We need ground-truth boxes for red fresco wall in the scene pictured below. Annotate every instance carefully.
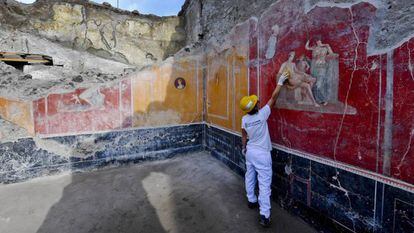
[248,2,414,185]
[392,38,414,183]
[33,78,132,136]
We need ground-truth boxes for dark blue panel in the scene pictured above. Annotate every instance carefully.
[233,135,245,168]
[271,149,292,200]
[210,150,245,177]
[272,149,291,178]
[311,162,376,232]
[292,156,311,180]
[206,125,400,233]
[206,126,235,163]
[381,185,414,233]
[0,124,203,184]
[291,178,309,204]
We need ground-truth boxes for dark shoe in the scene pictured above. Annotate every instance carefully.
[247,201,258,209]
[259,215,271,228]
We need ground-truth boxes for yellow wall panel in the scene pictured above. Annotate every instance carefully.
[206,49,248,133]
[207,57,229,117]
[132,69,156,114]
[233,53,249,132]
[161,59,201,123]
[131,58,202,127]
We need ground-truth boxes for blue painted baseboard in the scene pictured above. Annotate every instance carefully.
[205,124,414,233]
[1,123,413,233]
[0,124,203,184]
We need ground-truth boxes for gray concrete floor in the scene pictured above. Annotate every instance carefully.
[0,152,318,233]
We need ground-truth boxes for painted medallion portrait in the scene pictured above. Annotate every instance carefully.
[174,77,186,90]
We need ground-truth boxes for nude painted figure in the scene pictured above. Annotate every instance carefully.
[265,25,279,60]
[305,39,338,105]
[277,51,320,107]
[296,55,316,86]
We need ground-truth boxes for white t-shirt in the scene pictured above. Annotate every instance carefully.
[241,105,272,152]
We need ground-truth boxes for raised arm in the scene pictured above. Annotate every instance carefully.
[267,73,288,107]
[305,40,313,51]
[277,63,286,76]
[326,44,334,54]
[266,85,283,107]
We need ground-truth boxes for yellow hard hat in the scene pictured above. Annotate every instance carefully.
[240,95,258,113]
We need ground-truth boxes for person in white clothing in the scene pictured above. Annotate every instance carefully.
[239,72,289,227]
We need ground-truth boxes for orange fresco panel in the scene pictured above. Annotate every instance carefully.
[207,52,231,129]
[162,59,201,123]
[207,49,249,133]
[233,53,249,132]
[132,74,154,127]
[132,58,202,127]
[0,98,34,134]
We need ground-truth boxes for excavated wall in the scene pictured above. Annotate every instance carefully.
[0,1,203,183]
[0,0,186,68]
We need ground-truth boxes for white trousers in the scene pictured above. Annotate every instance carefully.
[245,148,272,218]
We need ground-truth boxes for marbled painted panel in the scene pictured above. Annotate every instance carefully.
[206,126,235,163]
[206,125,414,233]
[0,124,203,184]
[310,162,376,232]
[381,184,414,233]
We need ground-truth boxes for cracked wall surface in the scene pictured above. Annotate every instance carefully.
[180,2,414,231]
[0,55,203,137]
[180,0,276,45]
[305,0,414,55]
[182,0,414,56]
[180,0,414,185]
[0,0,413,231]
[0,0,201,139]
[0,0,186,68]
[179,1,414,231]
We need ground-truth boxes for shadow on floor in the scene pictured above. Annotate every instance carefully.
[33,152,316,233]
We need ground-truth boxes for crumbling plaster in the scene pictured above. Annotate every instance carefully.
[181,0,414,56]
[0,0,186,68]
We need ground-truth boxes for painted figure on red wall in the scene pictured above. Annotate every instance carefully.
[58,88,105,112]
[277,51,320,107]
[265,25,280,60]
[296,55,317,104]
[296,55,316,88]
[306,38,339,104]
